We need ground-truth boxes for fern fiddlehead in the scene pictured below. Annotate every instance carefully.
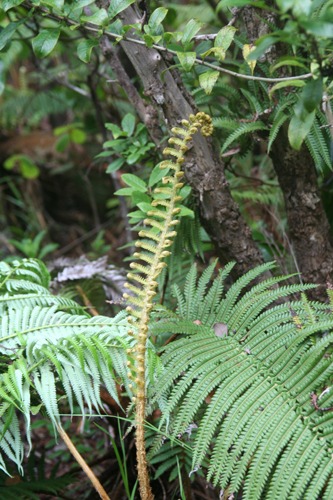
[123,112,213,499]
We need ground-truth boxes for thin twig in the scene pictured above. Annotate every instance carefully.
[22,1,313,84]
[57,424,111,500]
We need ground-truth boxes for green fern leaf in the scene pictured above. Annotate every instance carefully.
[153,263,333,499]
[221,122,268,154]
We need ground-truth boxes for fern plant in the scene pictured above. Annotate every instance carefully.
[123,112,213,499]
[150,261,333,499]
[0,257,133,494]
[210,70,332,173]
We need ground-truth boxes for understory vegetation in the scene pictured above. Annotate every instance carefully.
[1,0,333,499]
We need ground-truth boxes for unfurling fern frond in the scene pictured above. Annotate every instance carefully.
[123,112,213,500]
[152,262,333,499]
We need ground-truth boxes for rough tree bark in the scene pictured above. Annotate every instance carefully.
[110,4,268,278]
[270,130,333,298]
[239,2,333,298]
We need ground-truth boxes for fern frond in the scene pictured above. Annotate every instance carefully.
[267,112,289,152]
[152,262,333,499]
[220,122,268,154]
[123,112,213,499]
[305,114,332,172]
[240,88,265,115]
[0,258,138,473]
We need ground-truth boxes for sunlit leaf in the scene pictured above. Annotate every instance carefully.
[276,0,312,17]
[148,7,168,31]
[215,26,236,52]
[181,19,203,48]
[177,51,197,71]
[199,71,220,95]
[243,44,257,74]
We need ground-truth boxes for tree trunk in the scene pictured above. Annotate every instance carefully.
[270,130,333,298]
[239,3,333,297]
[112,5,267,278]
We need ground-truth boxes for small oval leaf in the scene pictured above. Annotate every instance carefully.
[32,29,60,58]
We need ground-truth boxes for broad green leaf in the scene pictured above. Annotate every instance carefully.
[20,158,40,179]
[149,163,170,187]
[302,78,323,113]
[70,129,86,144]
[177,51,197,72]
[137,202,153,213]
[2,0,24,11]
[0,20,25,51]
[105,123,126,138]
[106,158,124,173]
[300,20,333,38]
[199,70,220,95]
[215,26,236,52]
[270,56,308,73]
[269,79,306,98]
[32,29,60,58]
[42,0,64,8]
[128,209,145,221]
[77,38,99,62]
[181,19,203,48]
[69,0,95,10]
[148,7,168,31]
[4,155,40,179]
[277,0,312,16]
[288,110,315,150]
[114,187,134,196]
[180,206,195,218]
[81,8,108,26]
[108,0,136,19]
[131,191,151,204]
[201,46,226,61]
[121,114,136,136]
[143,33,162,47]
[121,173,147,192]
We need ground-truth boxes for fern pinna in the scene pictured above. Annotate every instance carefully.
[0,258,130,488]
[123,112,213,499]
[152,262,333,500]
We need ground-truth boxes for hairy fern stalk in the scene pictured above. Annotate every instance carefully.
[123,112,213,499]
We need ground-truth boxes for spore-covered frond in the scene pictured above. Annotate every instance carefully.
[152,262,333,499]
[123,112,213,500]
[123,113,214,401]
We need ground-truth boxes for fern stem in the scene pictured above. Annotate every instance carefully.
[57,424,110,500]
[124,113,213,499]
